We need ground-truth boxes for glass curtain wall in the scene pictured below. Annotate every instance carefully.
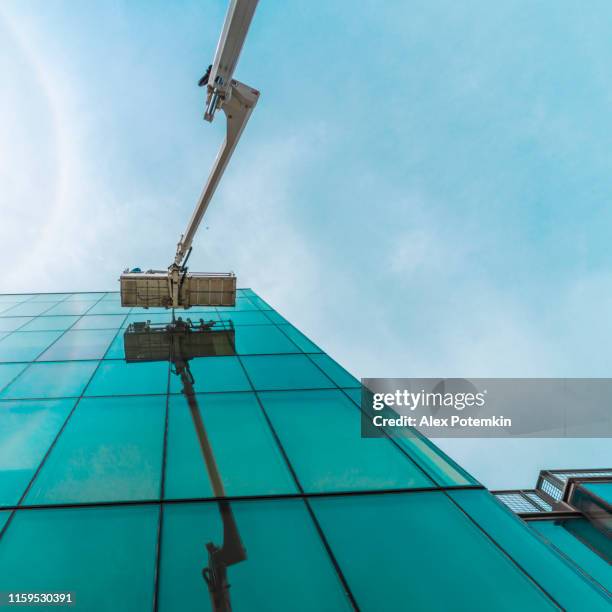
[0,291,609,611]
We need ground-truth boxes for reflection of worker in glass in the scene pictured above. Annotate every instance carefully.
[124,317,246,611]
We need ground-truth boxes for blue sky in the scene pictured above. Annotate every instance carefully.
[1,1,610,488]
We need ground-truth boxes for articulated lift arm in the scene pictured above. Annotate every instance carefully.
[204,0,259,123]
[174,0,260,268]
[120,0,259,310]
[173,79,259,270]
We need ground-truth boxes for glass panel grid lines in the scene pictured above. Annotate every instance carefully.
[525,492,553,512]
[555,470,612,482]
[540,481,563,501]
[530,519,612,593]
[496,492,542,514]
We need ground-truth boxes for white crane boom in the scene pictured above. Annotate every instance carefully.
[175,79,259,267]
[120,0,260,310]
[205,0,259,122]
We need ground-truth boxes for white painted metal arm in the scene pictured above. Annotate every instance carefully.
[119,0,259,310]
[205,0,259,122]
[173,79,259,268]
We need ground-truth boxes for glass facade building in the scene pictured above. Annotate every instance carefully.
[0,290,610,610]
[494,469,611,596]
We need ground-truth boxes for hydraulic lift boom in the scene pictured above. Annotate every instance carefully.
[173,79,259,270]
[120,0,260,310]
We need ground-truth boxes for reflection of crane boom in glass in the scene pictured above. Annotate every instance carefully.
[124,318,246,611]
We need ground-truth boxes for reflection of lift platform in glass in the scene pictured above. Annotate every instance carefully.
[124,317,246,611]
[119,0,260,310]
[124,318,235,362]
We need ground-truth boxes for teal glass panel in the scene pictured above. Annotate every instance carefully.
[43,301,96,316]
[28,294,69,302]
[0,295,31,303]
[311,491,556,611]
[217,297,259,312]
[25,396,165,505]
[0,302,57,317]
[164,392,297,499]
[103,333,127,359]
[182,309,220,321]
[0,399,74,507]
[122,312,173,328]
[19,315,80,332]
[449,489,612,609]
[241,355,335,391]
[0,317,32,332]
[344,388,360,403]
[0,511,7,532]
[0,331,63,363]
[0,363,28,392]
[166,313,221,326]
[86,300,130,315]
[248,296,273,310]
[262,310,288,324]
[37,329,117,361]
[344,387,476,486]
[0,304,20,315]
[237,288,256,297]
[570,486,612,534]
[0,333,6,342]
[64,292,105,301]
[530,520,612,592]
[101,292,121,301]
[71,314,127,330]
[169,357,250,394]
[0,361,98,399]
[278,324,322,352]
[130,306,174,314]
[393,427,475,486]
[159,500,351,612]
[85,360,168,397]
[234,325,300,355]
[260,389,434,492]
[564,517,612,563]
[308,353,359,387]
[0,505,158,612]
[223,311,272,325]
[582,481,612,504]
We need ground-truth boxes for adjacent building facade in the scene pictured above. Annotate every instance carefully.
[0,290,609,610]
[494,468,611,595]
